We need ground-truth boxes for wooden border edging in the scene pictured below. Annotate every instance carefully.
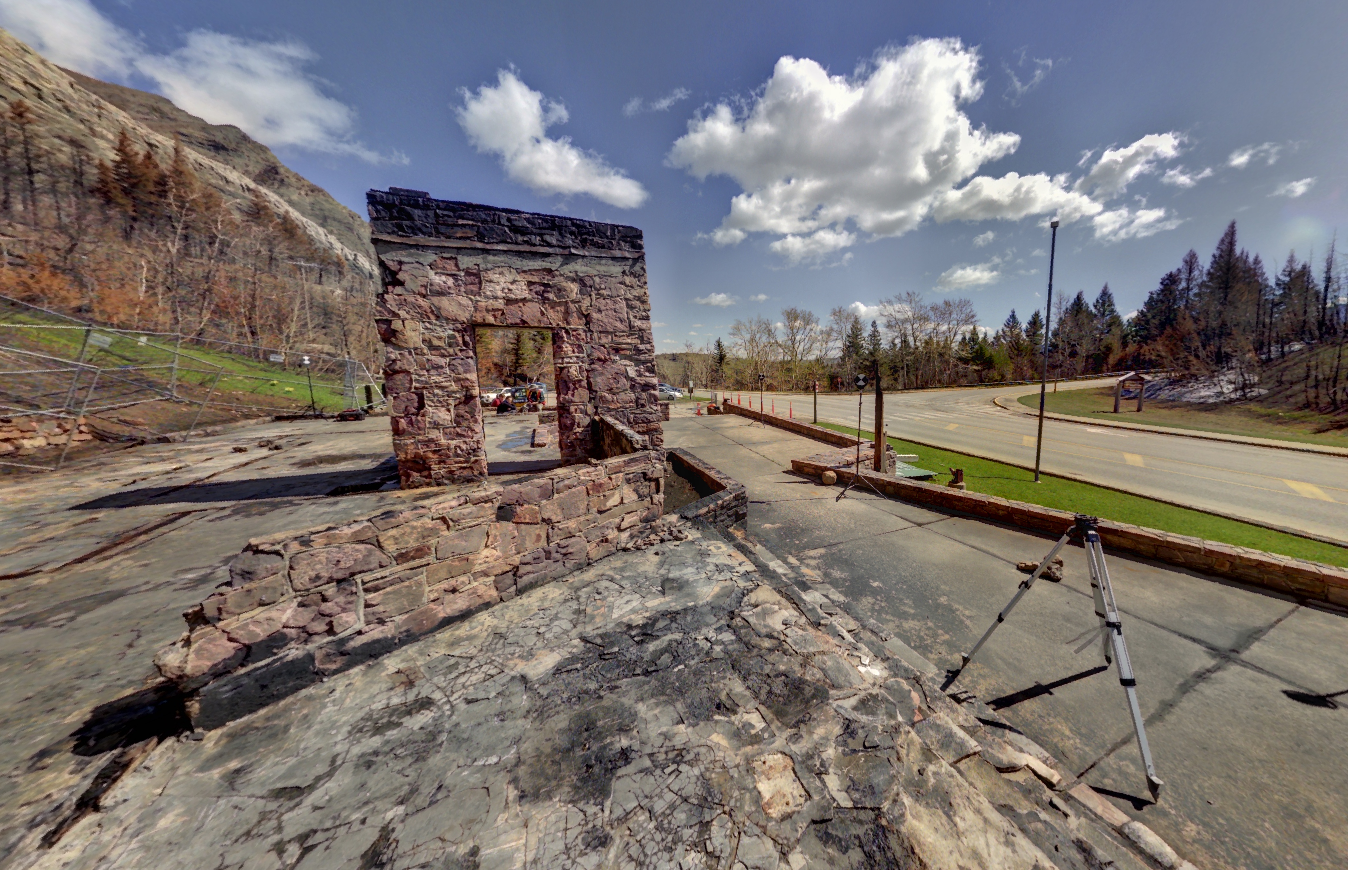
[715,398,1348,605]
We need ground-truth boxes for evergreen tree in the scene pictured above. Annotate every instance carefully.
[1025,309,1045,352]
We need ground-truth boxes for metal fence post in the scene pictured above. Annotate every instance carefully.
[57,369,100,470]
[61,327,92,411]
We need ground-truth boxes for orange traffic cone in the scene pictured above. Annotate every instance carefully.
[696,403,702,416]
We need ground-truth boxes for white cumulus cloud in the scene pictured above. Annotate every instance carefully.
[768,228,856,265]
[670,39,1185,262]
[458,70,648,208]
[1091,207,1182,243]
[937,261,1001,290]
[1161,166,1213,188]
[693,293,737,307]
[140,32,399,162]
[1228,143,1281,169]
[623,87,691,117]
[1075,133,1183,198]
[0,0,396,163]
[849,302,882,320]
[748,294,769,302]
[1271,178,1316,198]
[0,0,136,77]
[973,230,995,247]
[669,39,1024,259]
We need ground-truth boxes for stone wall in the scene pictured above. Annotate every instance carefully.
[155,450,666,727]
[668,447,747,530]
[367,189,663,487]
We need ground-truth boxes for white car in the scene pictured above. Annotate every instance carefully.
[658,384,683,399]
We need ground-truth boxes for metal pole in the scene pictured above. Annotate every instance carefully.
[813,380,818,424]
[57,369,100,470]
[61,327,92,411]
[186,367,224,438]
[1033,219,1059,483]
[169,333,183,398]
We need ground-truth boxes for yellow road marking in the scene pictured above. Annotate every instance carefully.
[945,423,959,430]
[926,416,1348,496]
[1283,479,1335,502]
[1023,435,1036,447]
[1124,453,1145,467]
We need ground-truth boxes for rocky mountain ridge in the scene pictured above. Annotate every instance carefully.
[0,28,375,279]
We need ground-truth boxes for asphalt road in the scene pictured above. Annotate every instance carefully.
[704,381,1348,546]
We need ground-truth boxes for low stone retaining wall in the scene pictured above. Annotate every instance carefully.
[668,448,747,530]
[155,448,667,727]
[0,415,95,455]
[792,455,1348,607]
[722,401,860,448]
[594,413,648,458]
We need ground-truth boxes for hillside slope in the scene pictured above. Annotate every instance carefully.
[63,68,374,263]
[0,28,375,279]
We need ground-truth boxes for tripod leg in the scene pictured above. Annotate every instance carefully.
[1085,539,1113,665]
[1086,532,1164,799]
[949,529,1074,681]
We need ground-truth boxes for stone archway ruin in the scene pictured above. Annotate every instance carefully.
[367,189,664,487]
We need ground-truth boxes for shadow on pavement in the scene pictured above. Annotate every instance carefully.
[71,459,400,509]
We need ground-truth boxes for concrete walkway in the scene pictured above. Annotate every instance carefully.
[666,409,1348,870]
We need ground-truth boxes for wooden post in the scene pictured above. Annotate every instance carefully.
[1114,380,1122,413]
[1137,378,1145,412]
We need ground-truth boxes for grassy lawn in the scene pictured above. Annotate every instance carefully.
[815,421,1348,568]
[1019,387,1348,449]
[1,312,353,410]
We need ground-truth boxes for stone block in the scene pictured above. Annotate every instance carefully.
[370,505,431,531]
[436,524,489,559]
[364,576,427,623]
[540,486,589,523]
[290,544,392,591]
[177,627,245,688]
[217,573,291,620]
[377,517,447,552]
[306,521,378,547]
[427,554,474,585]
[222,602,291,646]
[229,551,285,587]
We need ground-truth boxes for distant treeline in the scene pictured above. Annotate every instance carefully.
[0,99,378,365]
[661,221,1346,412]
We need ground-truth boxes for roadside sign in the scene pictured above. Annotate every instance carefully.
[269,353,284,363]
[88,333,113,349]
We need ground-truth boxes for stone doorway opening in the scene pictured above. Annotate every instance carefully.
[474,326,561,474]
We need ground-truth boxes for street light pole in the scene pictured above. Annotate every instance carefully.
[1033,220,1059,483]
[302,354,318,417]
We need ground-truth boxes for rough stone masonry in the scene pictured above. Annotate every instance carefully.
[150,194,678,727]
[367,188,665,487]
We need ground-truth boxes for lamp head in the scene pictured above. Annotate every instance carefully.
[1050,219,1060,229]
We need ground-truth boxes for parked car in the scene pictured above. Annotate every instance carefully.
[658,384,683,399]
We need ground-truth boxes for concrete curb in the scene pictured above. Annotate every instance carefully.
[993,392,1348,458]
[719,400,1348,608]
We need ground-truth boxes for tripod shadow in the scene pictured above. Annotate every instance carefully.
[1283,688,1347,709]
[1091,784,1157,811]
[986,664,1111,711]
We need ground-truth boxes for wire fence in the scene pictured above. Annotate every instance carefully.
[0,294,387,471]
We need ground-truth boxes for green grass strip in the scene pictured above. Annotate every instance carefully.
[814,421,1348,568]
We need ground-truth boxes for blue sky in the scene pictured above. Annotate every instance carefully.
[5,0,1347,349]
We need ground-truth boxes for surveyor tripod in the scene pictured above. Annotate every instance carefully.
[947,514,1163,799]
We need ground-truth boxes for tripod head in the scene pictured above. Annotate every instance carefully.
[1073,514,1100,537]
